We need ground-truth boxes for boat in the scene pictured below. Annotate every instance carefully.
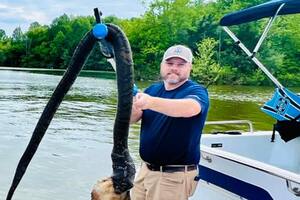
[190,1,300,199]
[192,121,300,200]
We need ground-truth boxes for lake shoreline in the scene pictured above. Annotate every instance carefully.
[0,66,116,79]
[0,66,115,74]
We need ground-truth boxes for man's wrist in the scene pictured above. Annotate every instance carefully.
[146,96,156,110]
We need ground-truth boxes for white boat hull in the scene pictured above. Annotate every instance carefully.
[190,132,300,200]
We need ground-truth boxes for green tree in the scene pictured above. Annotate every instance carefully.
[0,29,6,40]
[21,22,50,68]
[1,0,299,86]
[123,0,200,79]
[12,27,25,42]
[192,38,222,87]
[4,27,26,67]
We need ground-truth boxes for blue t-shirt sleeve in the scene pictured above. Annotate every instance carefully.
[184,86,209,114]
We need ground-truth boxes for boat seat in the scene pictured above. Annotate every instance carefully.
[269,135,300,173]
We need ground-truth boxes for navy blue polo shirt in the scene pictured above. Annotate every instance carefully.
[139,80,209,165]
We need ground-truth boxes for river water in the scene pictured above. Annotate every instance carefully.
[0,69,299,199]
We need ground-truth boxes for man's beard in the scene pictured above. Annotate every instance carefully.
[162,73,186,84]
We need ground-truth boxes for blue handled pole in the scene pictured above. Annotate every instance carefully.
[133,84,138,96]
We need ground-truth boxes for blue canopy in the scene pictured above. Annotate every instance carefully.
[220,0,300,26]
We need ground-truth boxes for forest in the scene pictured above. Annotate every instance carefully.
[1,0,299,86]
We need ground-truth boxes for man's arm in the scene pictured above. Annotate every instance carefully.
[134,92,201,118]
[130,98,143,123]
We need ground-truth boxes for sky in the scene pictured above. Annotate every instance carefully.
[0,0,148,36]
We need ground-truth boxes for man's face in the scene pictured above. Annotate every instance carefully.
[160,57,192,85]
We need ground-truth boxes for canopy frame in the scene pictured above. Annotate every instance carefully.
[221,3,287,89]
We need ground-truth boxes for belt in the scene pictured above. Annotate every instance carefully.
[146,163,197,173]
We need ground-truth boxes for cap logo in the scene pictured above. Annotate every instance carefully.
[174,47,182,54]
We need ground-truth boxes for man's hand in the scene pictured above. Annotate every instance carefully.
[135,93,153,110]
[130,95,143,123]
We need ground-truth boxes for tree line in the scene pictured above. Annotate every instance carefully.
[1,0,299,86]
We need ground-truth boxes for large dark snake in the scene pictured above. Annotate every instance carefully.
[6,21,135,199]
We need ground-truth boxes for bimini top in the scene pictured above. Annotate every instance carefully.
[220,0,300,26]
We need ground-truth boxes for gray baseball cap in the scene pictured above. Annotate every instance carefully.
[162,45,193,63]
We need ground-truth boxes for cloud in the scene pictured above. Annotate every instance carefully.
[0,2,50,36]
[0,2,48,23]
[0,0,146,36]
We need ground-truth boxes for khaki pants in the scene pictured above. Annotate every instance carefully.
[131,163,198,200]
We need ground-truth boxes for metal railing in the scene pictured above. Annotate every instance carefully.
[205,120,254,133]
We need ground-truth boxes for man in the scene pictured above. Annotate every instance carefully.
[130,45,209,200]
